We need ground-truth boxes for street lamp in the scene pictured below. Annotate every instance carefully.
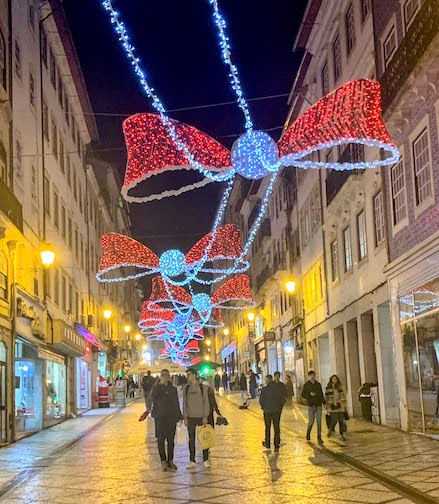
[135,333,141,341]
[285,280,296,294]
[40,244,55,268]
[103,309,112,320]
[206,339,211,346]
[124,324,131,333]
[247,311,255,322]
[223,328,229,336]
[204,355,210,361]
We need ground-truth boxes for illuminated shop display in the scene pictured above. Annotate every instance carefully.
[98,0,400,365]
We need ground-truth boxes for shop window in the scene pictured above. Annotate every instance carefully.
[0,252,8,300]
[15,359,35,417]
[46,361,66,418]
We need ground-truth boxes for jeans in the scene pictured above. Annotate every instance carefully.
[187,417,209,462]
[156,418,177,462]
[263,411,281,448]
[306,405,322,438]
[329,412,345,435]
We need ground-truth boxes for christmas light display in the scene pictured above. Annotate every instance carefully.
[98,0,400,365]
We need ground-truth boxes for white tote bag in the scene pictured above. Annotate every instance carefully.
[176,424,187,445]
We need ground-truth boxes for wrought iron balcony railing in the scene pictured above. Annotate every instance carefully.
[380,0,439,112]
[256,263,273,292]
[0,177,23,233]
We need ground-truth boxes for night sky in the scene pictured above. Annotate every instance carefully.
[63,0,306,255]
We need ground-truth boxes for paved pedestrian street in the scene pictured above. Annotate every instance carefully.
[0,396,438,504]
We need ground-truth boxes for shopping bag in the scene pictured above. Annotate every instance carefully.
[218,387,224,397]
[176,424,187,445]
[196,425,217,450]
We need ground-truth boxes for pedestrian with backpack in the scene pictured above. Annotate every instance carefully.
[183,368,211,469]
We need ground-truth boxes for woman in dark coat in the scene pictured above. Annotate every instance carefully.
[325,375,347,441]
[239,373,248,398]
[249,371,258,399]
[285,375,294,406]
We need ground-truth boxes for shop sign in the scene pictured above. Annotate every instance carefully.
[221,340,237,361]
[264,331,275,342]
[16,296,43,338]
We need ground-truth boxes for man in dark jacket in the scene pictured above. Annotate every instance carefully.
[301,370,325,444]
[142,371,155,407]
[150,369,182,471]
[259,374,286,452]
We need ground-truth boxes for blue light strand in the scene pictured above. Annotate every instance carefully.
[208,0,253,132]
[100,0,233,183]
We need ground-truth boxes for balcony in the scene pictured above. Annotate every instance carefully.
[247,200,261,229]
[380,0,439,112]
[260,218,271,241]
[0,177,23,233]
[51,320,86,357]
[273,252,287,279]
[325,144,364,206]
[256,263,273,292]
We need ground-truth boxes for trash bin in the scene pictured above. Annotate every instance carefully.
[358,382,376,421]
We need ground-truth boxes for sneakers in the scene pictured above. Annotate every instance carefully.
[203,460,212,469]
[306,434,311,442]
[168,461,177,471]
[186,461,196,470]
[161,461,169,471]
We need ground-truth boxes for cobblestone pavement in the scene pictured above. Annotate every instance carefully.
[1,395,436,504]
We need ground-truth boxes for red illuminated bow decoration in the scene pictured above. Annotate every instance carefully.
[121,79,399,202]
[96,224,247,282]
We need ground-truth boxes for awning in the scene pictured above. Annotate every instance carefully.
[74,324,107,351]
[37,348,65,366]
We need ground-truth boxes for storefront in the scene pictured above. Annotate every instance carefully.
[42,350,67,421]
[221,341,237,376]
[399,277,439,434]
[77,357,91,411]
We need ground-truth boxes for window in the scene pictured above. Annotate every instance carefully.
[404,0,419,30]
[383,27,396,65]
[321,61,329,96]
[361,0,371,23]
[68,283,73,314]
[391,159,407,225]
[343,227,353,271]
[62,275,67,312]
[31,164,38,202]
[0,253,7,300]
[61,204,66,240]
[345,3,356,54]
[14,40,22,80]
[59,138,65,173]
[65,98,70,126]
[333,35,342,82]
[42,101,49,140]
[49,49,56,88]
[413,129,432,206]
[331,240,339,282]
[51,119,58,158]
[29,72,36,107]
[54,269,60,305]
[58,71,63,107]
[44,176,50,215]
[75,228,79,260]
[73,170,77,201]
[66,154,71,186]
[357,210,368,260]
[72,120,76,144]
[15,139,23,178]
[28,0,36,29]
[373,192,385,246]
[41,29,48,67]
[0,32,6,93]
[68,216,72,249]
[53,188,59,229]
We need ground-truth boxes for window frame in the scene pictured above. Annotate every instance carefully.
[356,210,368,261]
[383,25,397,66]
[345,3,356,55]
[343,226,353,272]
[390,157,407,227]
[331,239,339,283]
[333,34,342,83]
[412,128,433,208]
[373,191,385,247]
[0,252,8,301]
[14,40,22,80]
[404,0,419,31]
[321,60,329,96]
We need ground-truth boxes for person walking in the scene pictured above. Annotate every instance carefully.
[149,369,182,471]
[221,372,229,392]
[325,375,347,441]
[302,370,325,444]
[142,371,155,407]
[249,371,258,399]
[273,371,287,399]
[183,368,211,469]
[259,374,286,452]
[285,375,294,406]
[214,373,221,394]
[239,373,248,399]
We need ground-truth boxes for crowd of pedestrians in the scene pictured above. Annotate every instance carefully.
[141,366,350,472]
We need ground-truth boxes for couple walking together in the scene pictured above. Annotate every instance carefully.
[146,367,221,471]
[302,370,347,443]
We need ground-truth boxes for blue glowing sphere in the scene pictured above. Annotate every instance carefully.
[231,131,280,180]
[159,249,186,277]
[193,293,212,314]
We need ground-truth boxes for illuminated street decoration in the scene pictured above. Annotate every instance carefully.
[98,0,400,365]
